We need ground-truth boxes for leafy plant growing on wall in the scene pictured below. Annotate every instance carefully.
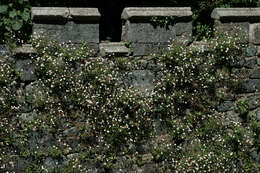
[0,0,31,44]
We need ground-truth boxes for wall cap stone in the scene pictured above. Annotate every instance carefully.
[14,44,36,55]
[69,8,101,21]
[121,7,192,20]
[32,7,69,21]
[211,8,260,22]
[32,7,101,21]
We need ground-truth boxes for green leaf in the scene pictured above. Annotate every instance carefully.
[22,9,30,22]
[9,10,17,18]
[18,0,24,5]
[12,20,23,31]
[5,25,11,32]
[0,5,8,14]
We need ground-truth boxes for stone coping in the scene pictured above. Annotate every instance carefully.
[121,7,192,20]
[211,8,260,22]
[32,7,101,21]
[13,44,36,55]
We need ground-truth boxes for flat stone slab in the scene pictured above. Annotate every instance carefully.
[211,8,260,22]
[32,7,101,21]
[13,44,36,55]
[32,7,70,21]
[121,7,192,20]
[69,8,101,21]
[99,42,130,57]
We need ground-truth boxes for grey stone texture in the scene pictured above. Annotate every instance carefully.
[121,7,192,20]
[13,44,36,55]
[32,7,70,21]
[123,70,155,92]
[247,94,260,110]
[217,101,236,112]
[244,58,257,69]
[32,7,100,46]
[232,68,251,79]
[15,59,37,82]
[124,22,176,43]
[212,8,260,45]
[99,42,130,57]
[0,44,10,56]
[122,7,192,56]
[241,79,260,93]
[211,8,260,22]
[131,43,168,56]
[256,108,260,121]
[250,24,260,45]
[33,22,99,44]
[251,68,260,79]
[246,46,257,57]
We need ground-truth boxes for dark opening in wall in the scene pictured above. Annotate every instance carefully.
[98,0,125,42]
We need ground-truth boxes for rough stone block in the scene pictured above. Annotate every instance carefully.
[123,70,155,92]
[229,57,246,67]
[251,68,260,79]
[175,22,193,38]
[99,42,130,57]
[211,8,260,22]
[249,23,260,45]
[257,59,260,65]
[33,22,99,43]
[122,7,192,56]
[256,108,260,121]
[32,7,101,44]
[131,43,168,56]
[0,44,10,56]
[32,7,69,21]
[232,68,251,78]
[124,21,176,43]
[246,46,257,57]
[13,44,36,55]
[247,94,260,110]
[69,8,101,21]
[15,59,37,82]
[122,7,192,21]
[217,101,236,112]
[241,79,260,93]
[244,58,257,69]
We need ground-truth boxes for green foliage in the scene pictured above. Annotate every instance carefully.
[0,0,31,44]
[235,99,249,119]
[151,16,176,28]
[152,31,243,117]
[251,121,260,149]
[0,32,259,172]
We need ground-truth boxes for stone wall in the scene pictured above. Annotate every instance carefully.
[212,8,260,93]
[121,7,192,56]
[31,7,193,56]
[1,7,260,172]
[32,7,101,53]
